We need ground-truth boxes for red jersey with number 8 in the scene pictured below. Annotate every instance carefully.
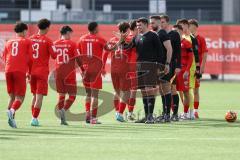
[2,36,32,73]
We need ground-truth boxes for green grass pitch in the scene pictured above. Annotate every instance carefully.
[0,81,240,160]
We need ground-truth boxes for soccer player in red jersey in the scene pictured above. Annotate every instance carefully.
[107,21,133,122]
[29,19,57,126]
[189,19,208,118]
[1,22,32,128]
[126,20,138,121]
[54,26,80,125]
[78,22,119,124]
[174,25,193,120]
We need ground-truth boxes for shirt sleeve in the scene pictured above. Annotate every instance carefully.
[27,40,33,73]
[152,33,163,62]
[1,44,7,62]
[201,37,208,53]
[159,30,170,42]
[175,32,181,68]
[186,41,193,71]
[190,35,200,64]
[48,40,57,59]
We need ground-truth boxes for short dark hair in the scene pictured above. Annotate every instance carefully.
[37,18,51,30]
[149,15,161,20]
[160,14,170,22]
[14,22,28,33]
[129,19,137,31]
[188,19,199,27]
[60,25,73,35]
[118,21,130,33]
[173,24,183,31]
[137,17,149,25]
[88,21,98,32]
[176,18,189,25]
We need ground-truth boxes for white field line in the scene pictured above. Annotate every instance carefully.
[1,135,240,141]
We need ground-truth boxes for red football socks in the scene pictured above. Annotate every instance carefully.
[114,99,119,112]
[63,96,76,111]
[33,107,41,119]
[85,102,91,112]
[194,101,199,110]
[128,98,135,112]
[11,100,22,111]
[57,95,65,110]
[118,102,126,114]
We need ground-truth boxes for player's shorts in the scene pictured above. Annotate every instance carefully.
[189,67,196,89]
[128,72,138,90]
[56,78,77,94]
[5,72,26,96]
[136,62,158,89]
[83,74,102,90]
[169,62,177,85]
[30,75,48,95]
[111,72,131,91]
[176,70,190,92]
[195,78,200,88]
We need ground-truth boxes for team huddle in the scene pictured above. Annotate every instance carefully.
[1,15,208,128]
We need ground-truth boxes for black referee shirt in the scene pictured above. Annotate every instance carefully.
[168,30,181,68]
[130,31,163,63]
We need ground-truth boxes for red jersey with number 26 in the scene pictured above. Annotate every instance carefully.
[30,34,57,77]
[54,39,79,80]
[2,36,32,73]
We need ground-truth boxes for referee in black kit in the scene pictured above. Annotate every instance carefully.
[159,15,181,121]
[122,17,164,124]
[149,15,173,123]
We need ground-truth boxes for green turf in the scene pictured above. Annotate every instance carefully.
[0,81,240,160]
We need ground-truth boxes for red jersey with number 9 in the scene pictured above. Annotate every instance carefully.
[2,36,32,73]
[54,39,79,80]
[30,34,57,77]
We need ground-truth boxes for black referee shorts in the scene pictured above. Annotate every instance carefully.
[136,62,158,89]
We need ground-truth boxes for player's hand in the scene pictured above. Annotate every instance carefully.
[200,66,205,74]
[175,68,181,75]
[101,69,106,77]
[183,71,189,80]
[26,73,31,83]
[195,66,202,79]
[164,64,170,74]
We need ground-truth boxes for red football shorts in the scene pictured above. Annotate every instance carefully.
[83,74,102,90]
[56,77,77,94]
[195,78,200,88]
[111,72,131,91]
[176,71,190,92]
[6,72,26,96]
[30,75,48,95]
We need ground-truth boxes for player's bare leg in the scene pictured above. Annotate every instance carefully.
[127,90,137,121]
[31,94,43,126]
[193,87,200,118]
[90,89,101,124]
[7,94,15,110]
[113,89,120,118]
[7,95,24,128]
[60,93,76,125]
[31,95,36,115]
[171,84,179,121]
[116,90,131,122]
[181,91,190,120]
[85,88,92,123]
